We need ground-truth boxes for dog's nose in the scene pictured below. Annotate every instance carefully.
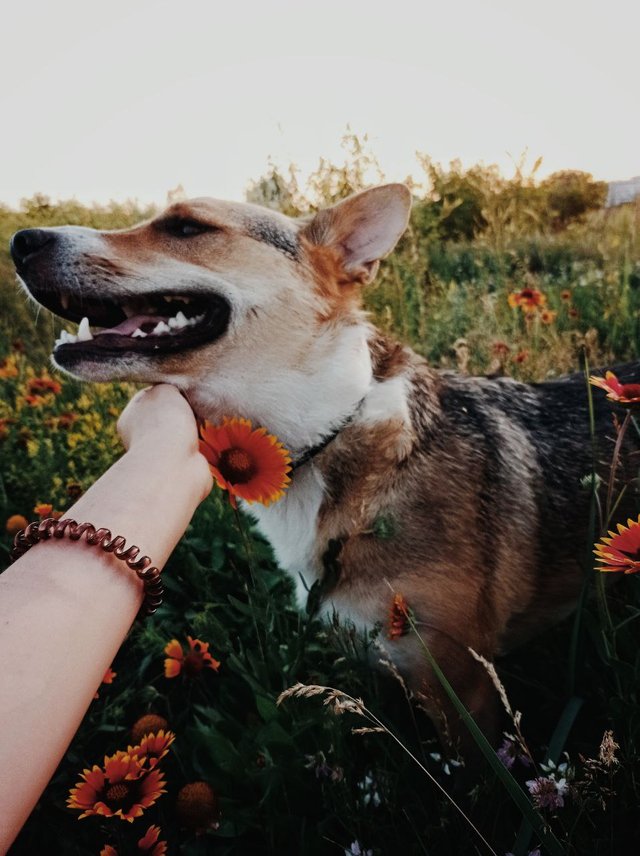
[10,228,56,267]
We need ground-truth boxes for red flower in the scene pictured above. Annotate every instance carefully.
[0,416,15,440]
[24,394,46,407]
[199,417,291,508]
[388,593,410,640]
[94,666,117,699]
[164,636,221,679]
[594,516,640,574]
[129,730,176,769]
[590,371,640,406]
[28,376,62,395]
[100,824,167,856]
[58,411,78,429]
[67,751,166,822]
[507,288,546,313]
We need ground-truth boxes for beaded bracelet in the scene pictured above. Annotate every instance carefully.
[10,517,163,618]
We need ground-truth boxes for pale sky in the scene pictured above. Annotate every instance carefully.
[1,0,638,208]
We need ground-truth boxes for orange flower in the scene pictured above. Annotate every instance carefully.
[568,307,579,319]
[138,826,167,856]
[0,417,14,440]
[164,636,221,679]
[94,666,117,699]
[131,714,169,745]
[58,411,78,429]
[67,751,166,822]
[28,375,62,395]
[129,730,176,769]
[176,781,219,833]
[33,503,62,519]
[507,288,547,313]
[589,371,640,406]
[5,514,28,536]
[199,417,291,508]
[33,503,53,518]
[23,394,46,407]
[0,357,19,379]
[594,516,640,574]
[100,824,167,856]
[560,289,572,301]
[389,593,410,640]
[540,309,557,324]
[514,349,529,364]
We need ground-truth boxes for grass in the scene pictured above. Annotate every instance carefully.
[1,142,639,854]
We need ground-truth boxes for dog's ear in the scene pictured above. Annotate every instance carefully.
[302,184,412,284]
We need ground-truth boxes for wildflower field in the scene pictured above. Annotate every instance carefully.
[2,141,640,855]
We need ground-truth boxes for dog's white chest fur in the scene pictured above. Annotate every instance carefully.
[248,465,326,607]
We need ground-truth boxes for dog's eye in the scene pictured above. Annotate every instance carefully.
[160,217,215,238]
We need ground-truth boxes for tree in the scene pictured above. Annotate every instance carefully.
[541,170,607,229]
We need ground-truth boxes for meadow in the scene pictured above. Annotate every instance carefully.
[1,139,639,855]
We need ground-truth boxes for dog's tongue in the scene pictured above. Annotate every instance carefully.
[94,315,166,336]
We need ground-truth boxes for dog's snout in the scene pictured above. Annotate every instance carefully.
[10,228,56,268]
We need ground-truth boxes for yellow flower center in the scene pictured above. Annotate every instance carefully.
[105,782,130,804]
[218,447,257,484]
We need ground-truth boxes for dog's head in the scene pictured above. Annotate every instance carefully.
[11,185,411,437]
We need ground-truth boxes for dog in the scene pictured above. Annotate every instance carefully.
[10,184,640,755]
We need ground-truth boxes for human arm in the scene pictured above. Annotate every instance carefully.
[0,384,212,853]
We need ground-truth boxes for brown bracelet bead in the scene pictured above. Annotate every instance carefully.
[10,517,163,618]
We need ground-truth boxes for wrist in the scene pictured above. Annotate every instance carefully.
[123,442,213,503]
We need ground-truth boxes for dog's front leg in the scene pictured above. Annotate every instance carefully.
[386,629,502,765]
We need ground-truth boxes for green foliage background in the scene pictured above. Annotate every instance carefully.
[1,137,639,855]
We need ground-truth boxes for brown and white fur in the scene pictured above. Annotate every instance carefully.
[11,185,639,755]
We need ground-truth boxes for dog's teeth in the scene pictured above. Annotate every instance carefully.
[77,317,93,341]
[122,304,136,318]
[173,311,188,328]
[175,296,191,304]
[152,320,171,335]
[168,316,178,329]
[56,329,77,348]
[60,293,70,311]
[131,328,147,338]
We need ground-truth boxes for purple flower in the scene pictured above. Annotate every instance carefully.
[497,736,532,770]
[345,842,373,856]
[526,776,569,810]
[497,738,517,769]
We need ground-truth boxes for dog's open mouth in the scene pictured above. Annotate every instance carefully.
[45,289,231,358]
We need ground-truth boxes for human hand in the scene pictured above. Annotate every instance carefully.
[117,385,213,500]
